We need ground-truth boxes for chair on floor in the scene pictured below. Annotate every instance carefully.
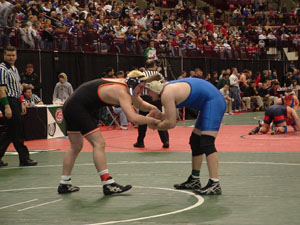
[106,106,121,130]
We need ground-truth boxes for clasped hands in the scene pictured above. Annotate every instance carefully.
[147,108,163,130]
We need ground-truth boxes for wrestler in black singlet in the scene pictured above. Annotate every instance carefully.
[63,79,126,135]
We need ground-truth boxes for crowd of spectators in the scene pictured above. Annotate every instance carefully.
[179,64,300,114]
[0,0,300,60]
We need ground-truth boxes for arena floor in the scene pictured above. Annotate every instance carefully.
[1,111,300,225]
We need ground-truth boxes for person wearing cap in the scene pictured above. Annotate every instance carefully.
[52,72,73,104]
[20,63,41,97]
[57,70,161,195]
[145,75,226,195]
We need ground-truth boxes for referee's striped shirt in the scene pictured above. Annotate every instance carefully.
[0,62,22,98]
[24,94,42,104]
[142,70,165,95]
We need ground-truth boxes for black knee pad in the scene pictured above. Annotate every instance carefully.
[200,135,217,156]
[190,133,217,156]
[189,132,202,156]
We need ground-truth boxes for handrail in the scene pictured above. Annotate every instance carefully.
[1,26,300,59]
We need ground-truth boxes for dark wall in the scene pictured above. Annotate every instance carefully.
[0,49,286,104]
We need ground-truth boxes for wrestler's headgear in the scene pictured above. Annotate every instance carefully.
[126,70,147,96]
[145,74,165,95]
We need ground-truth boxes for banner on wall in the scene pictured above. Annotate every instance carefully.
[47,105,67,139]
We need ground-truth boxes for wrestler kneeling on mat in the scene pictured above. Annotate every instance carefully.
[145,75,226,195]
[249,105,300,135]
[58,70,161,195]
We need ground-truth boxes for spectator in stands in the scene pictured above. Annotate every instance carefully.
[144,40,158,60]
[115,70,125,78]
[20,63,41,97]
[210,71,219,87]
[257,82,269,108]
[19,22,35,49]
[0,3,22,27]
[218,71,230,89]
[102,67,115,78]
[244,80,264,111]
[239,69,249,93]
[189,70,195,77]
[268,81,281,106]
[151,14,162,32]
[193,68,204,79]
[52,72,73,105]
[284,72,293,87]
[220,84,233,115]
[260,70,271,83]
[23,86,43,106]
[178,70,187,79]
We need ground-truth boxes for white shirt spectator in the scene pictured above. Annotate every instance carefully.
[258,32,267,40]
[229,73,239,87]
[103,4,112,14]
[267,32,277,40]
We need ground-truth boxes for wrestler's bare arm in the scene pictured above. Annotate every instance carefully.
[290,109,300,131]
[155,91,177,130]
[132,95,159,112]
[118,89,159,126]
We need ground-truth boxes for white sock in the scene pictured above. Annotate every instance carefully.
[60,175,71,184]
[210,178,219,182]
[192,175,199,179]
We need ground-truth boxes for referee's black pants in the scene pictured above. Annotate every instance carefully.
[136,96,169,144]
[0,98,30,162]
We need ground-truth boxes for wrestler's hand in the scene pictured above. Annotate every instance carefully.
[147,108,163,120]
[148,118,160,130]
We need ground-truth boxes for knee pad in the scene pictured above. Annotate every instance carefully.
[283,126,287,133]
[189,133,202,156]
[200,135,217,156]
[189,133,217,156]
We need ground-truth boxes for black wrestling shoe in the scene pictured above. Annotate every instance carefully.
[0,159,8,167]
[271,125,278,135]
[162,142,169,148]
[258,120,263,127]
[19,159,38,166]
[103,182,132,195]
[174,175,201,190]
[249,126,260,135]
[133,142,145,148]
[194,179,222,195]
[57,184,80,194]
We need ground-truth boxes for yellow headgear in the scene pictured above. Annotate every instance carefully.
[145,80,165,95]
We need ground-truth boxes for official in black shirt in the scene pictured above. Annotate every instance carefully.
[20,63,41,97]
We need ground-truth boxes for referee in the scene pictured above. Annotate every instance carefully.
[133,59,169,148]
[0,46,37,167]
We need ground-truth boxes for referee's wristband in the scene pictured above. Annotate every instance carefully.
[1,97,9,106]
[19,95,25,103]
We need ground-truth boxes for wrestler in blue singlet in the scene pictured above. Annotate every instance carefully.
[165,78,226,131]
